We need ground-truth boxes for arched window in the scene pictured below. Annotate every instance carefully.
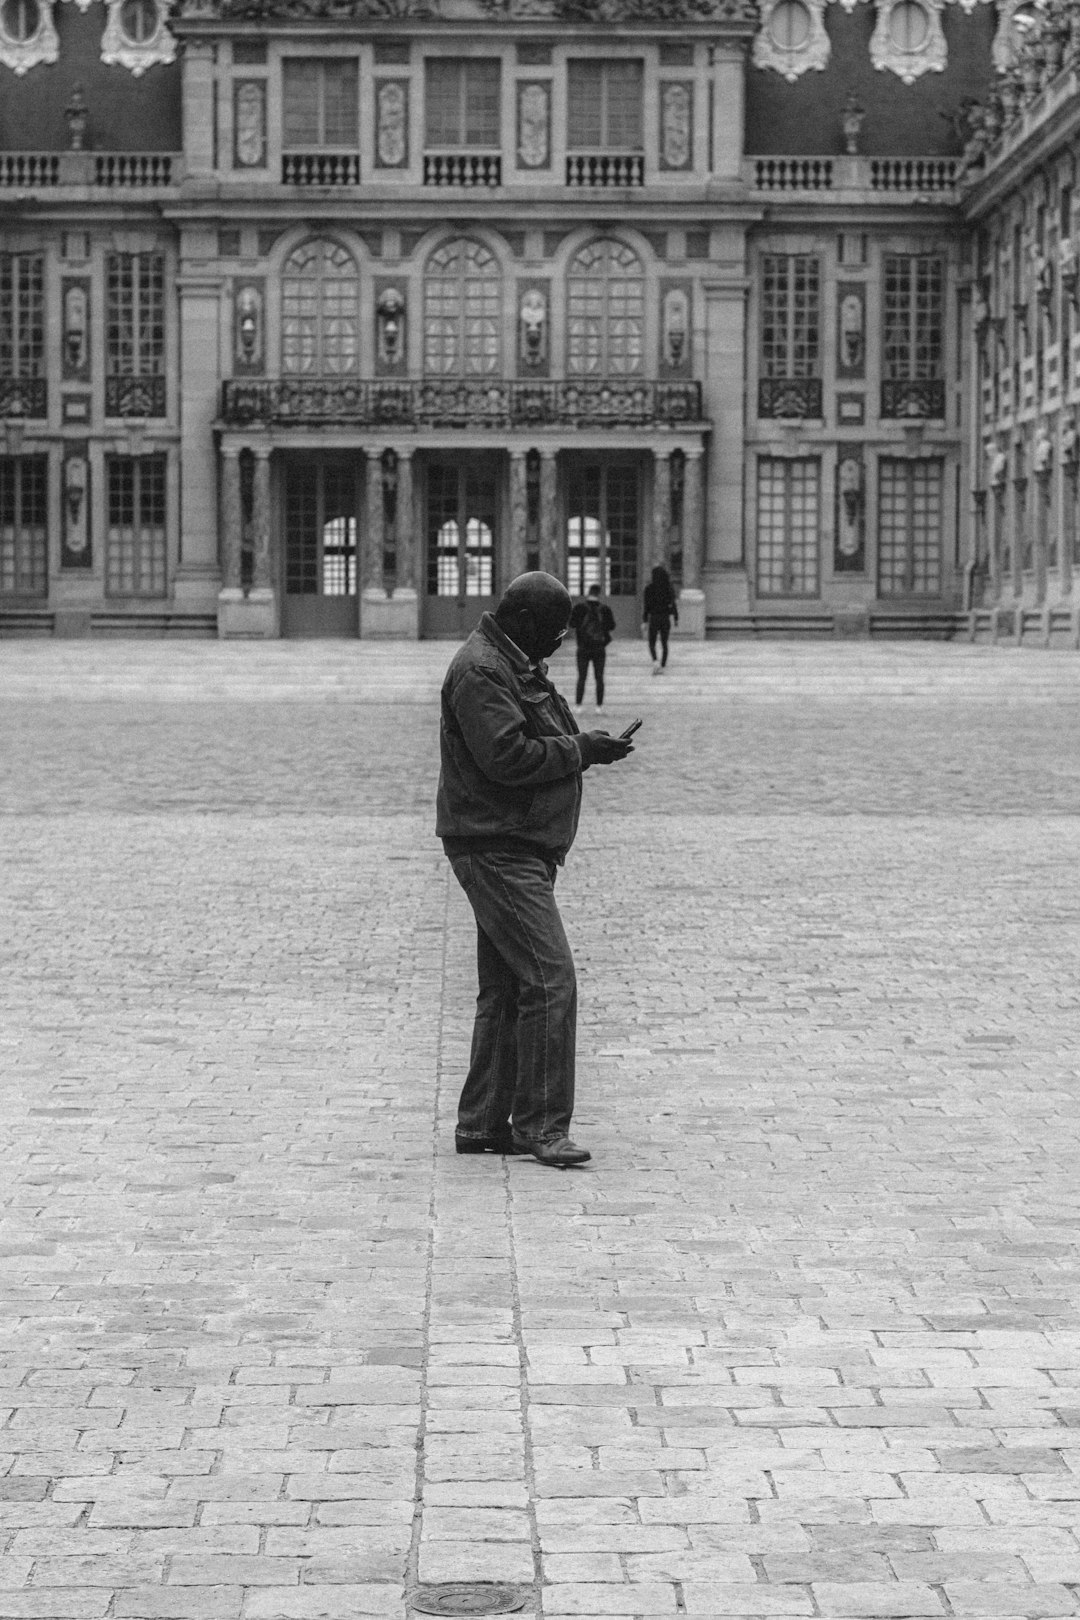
[281,239,359,376]
[567,238,645,376]
[423,238,501,376]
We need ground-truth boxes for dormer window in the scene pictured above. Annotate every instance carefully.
[0,0,58,75]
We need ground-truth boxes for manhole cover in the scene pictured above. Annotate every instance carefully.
[408,1583,528,1616]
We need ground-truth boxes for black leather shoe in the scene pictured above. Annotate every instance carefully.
[512,1135,591,1168]
[455,1131,525,1156]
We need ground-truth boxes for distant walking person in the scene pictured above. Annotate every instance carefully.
[643,565,678,675]
[569,583,616,714]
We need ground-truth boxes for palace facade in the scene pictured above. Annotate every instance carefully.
[0,0,1073,640]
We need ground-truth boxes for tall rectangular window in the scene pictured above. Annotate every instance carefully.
[0,454,48,597]
[756,457,820,598]
[283,60,359,148]
[883,254,943,380]
[567,60,643,149]
[0,254,44,380]
[760,254,820,378]
[106,454,167,598]
[878,457,942,596]
[106,253,165,416]
[425,59,501,146]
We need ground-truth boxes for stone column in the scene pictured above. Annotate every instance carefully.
[1035,471,1050,604]
[251,445,272,592]
[711,46,745,182]
[182,43,216,177]
[1014,473,1028,594]
[509,450,529,583]
[681,448,705,589]
[364,447,385,593]
[651,449,671,574]
[540,450,559,578]
[703,273,750,620]
[395,448,416,592]
[178,267,223,618]
[219,445,243,594]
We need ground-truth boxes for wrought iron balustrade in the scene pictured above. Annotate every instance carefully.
[423,152,502,187]
[105,376,167,418]
[0,377,46,418]
[758,377,823,419]
[282,152,361,185]
[221,376,704,430]
[880,378,946,419]
[566,152,644,188]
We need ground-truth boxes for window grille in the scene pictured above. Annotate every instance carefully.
[883,254,943,380]
[106,453,167,598]
[105,253,165,415]
[760,254,819,378]
[565,464,639,597]
[283,59,358,147]
[567,239,645,377]
[425,462,497,597]
[878,457,942,596]
[0,454,47,597]
[567,60,643,149]
[424,59,500,147]
[0,254,44,380]
[423,239,501,376]
[755,456,820,597]
[281,239,359,375]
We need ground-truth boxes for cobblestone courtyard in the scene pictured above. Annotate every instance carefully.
[2,640,1080,1620]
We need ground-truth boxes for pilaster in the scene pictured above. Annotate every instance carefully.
[539,451,559,577]
[509,450,529,582]
[651,450,671,574]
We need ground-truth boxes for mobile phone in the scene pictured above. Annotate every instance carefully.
[619,718,643,741]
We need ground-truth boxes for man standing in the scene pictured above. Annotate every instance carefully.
[436,572,634,1168]
[568,582,616,714]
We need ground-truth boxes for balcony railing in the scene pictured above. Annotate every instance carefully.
[105,376,167,418]
[881,378,946,419]
[221,377,704,431]
[0,152,181,189]
[758,377,823,419]
[566,152,644,188]
[0,377,46,418]
[423,152,502,188]
[747,155,958,196]
[282,152,360,186]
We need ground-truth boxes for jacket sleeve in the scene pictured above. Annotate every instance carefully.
[603,607,616,636]
[451,666,596,785]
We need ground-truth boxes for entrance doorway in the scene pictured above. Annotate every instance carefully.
[281,455,360,637]
[566,459,641,635]
[423,456,499,637]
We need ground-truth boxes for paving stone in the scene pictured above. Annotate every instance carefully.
[3,642,1080,1620]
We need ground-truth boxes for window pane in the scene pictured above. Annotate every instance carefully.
[567,61,602,149]
[567,239,644,377]
[0,254,44,379]
[761,254,819,379]
[426,59,462,145]
[283,60,321,147]
[878,457,941,596]
[465,60,500,146]
[0,455,47,597]
[323,60,358,146]
[107,454,166,598]
[605,60,643,149]
[756,456,819,597]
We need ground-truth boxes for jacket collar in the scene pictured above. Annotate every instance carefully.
[478,611,541,675]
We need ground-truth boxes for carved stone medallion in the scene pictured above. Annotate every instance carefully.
[752,0,830,81]
[0,0,59,76]
[234,80,266,167]
[516,81,550,169]
[659,81,692,170]
[869,0,946,82]
[101,0,177,75]
[376,79,408,167]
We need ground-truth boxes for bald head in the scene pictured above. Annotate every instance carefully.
[495,571,572,663]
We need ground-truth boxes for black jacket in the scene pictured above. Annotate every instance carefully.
[568,598,615,649]
[436,612,600,864]
[643,581,678,622]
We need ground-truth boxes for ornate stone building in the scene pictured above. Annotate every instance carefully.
[1,0,1063,641]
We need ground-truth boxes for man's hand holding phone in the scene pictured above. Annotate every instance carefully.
[583,717,642,765]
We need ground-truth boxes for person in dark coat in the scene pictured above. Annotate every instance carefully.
[643,565,679,674]
[436,572,634,1168]
[568,582,616,714]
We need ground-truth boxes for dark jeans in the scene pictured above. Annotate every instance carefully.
[575,646,606,706]
[449,848,577,1146]
[647,615,671,666]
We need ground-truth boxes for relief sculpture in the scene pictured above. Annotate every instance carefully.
[376,80,408,167]
[517,82,550,169]
[660,82,692,170]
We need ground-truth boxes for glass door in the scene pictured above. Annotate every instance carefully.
[281,455,360,637]
[423,456,499,637]
[566,459,641,635]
